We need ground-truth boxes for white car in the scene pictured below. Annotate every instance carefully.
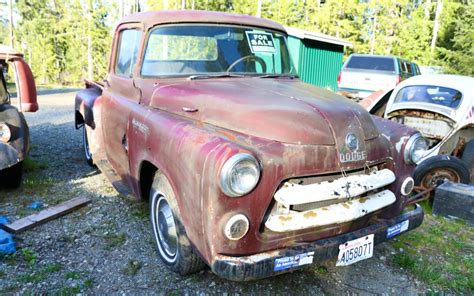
[360,74,474,190]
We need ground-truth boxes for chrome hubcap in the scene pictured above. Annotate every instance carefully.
[155,196,177,259]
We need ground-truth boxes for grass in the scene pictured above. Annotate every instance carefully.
[104,232,127,250]
[17,263,62,284]
[20,248,37,267]
[121,260,143,276]
[390,202,473,293]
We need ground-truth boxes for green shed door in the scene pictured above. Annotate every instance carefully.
[298,40,344,91]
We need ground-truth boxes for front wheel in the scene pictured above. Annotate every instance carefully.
[150,173,205,275]
[414,155,470,195]
[82,126,94,166]
[0,162,23,189]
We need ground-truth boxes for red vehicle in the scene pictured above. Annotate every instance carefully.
[75,11,425,280]
[0,45,38,188]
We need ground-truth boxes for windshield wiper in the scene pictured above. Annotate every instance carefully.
[257,74,298,79]
[188,73,245,80]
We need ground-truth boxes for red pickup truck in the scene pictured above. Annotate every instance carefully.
[75,11,425,281]
[0,45,38,188]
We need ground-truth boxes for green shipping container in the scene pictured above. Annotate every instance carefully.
[286,27,352,91]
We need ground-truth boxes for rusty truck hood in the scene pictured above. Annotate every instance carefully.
[150,78,379,145]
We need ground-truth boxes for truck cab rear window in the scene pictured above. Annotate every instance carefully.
[346,56,395,72]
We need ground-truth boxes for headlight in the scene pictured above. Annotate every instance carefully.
[219,153,261,197]
[0,122,11,143]
[404,133,428,164]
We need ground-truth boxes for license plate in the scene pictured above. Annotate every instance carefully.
[336,234,374,266]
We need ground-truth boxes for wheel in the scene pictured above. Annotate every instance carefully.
[0,162,23,189]
[82,126,94,166]
[414,155,470,194]
[150,173,205,275]
[226,55,267,73]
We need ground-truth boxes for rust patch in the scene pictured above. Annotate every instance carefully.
[278,216,293,221]
[195,120,205,128]
[303,211,317,218]
[322,207,329,211]
[347,201,353,205]
[218,130,237,142]
[342,203,350,209]
[359,197,368,203]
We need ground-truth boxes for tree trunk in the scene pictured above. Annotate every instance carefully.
[370,16,377,54]
[87,0,93,81]
[8,0,14,48]
[256,0,262,17]
[163,0,169,10]
[430,0,442,59]
[425,0,432,19]
[182,0,186,9]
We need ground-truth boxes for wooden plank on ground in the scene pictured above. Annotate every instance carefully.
[3,196,91,233]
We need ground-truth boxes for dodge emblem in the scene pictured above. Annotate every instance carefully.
[346,133,358,151]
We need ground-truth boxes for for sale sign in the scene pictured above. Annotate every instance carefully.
[246,31,276,53]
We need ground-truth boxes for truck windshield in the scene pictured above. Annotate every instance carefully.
[394,85,463,109]
[141,25,296,77]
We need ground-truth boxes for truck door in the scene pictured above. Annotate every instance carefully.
[101,25,143,180]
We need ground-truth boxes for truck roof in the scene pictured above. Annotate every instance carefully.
[120,10,286,33]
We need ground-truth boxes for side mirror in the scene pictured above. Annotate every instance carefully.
[11,58,38,112]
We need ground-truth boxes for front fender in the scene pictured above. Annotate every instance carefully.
[0,105,29,169]
[75,85,102,129]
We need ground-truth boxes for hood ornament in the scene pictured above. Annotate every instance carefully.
[345,133,359,151]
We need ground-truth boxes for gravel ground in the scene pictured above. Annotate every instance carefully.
[0,90,427,295]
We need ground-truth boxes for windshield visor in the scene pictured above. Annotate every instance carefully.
[141,25,296,77]
[394,85,463,109]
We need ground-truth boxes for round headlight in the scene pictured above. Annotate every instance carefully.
[404,133,428,165]
[0,122,11,143]
[220,153,260,197]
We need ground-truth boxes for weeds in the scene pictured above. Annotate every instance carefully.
[390,212,473,293]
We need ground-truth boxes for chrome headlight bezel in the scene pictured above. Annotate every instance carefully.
[219,153,261,197]
[404,133,428,165]
[0,122,11,143]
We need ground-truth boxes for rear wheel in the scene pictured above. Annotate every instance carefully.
[149,173,205,275]
[0,162,23,189]
[462,140,474,183]
[82,126,94,166]
[414,155,470,197]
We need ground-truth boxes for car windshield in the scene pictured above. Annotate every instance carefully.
[394,85,463,108]
[141,25,296,77]
[346,56,395,72]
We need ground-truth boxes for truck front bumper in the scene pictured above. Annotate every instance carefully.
[211,204,423,281]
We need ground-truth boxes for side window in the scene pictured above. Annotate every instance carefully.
[115,29,143,76]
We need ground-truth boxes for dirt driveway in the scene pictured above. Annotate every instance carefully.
[0,90,426,295]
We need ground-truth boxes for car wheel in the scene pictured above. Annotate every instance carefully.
[0,161,23,189]
[414,155,470,195]
[82,126,94,166]
[149,173,205,275]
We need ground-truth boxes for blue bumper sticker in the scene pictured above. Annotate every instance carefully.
[274,251,314,272]
[387,220,409,239]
